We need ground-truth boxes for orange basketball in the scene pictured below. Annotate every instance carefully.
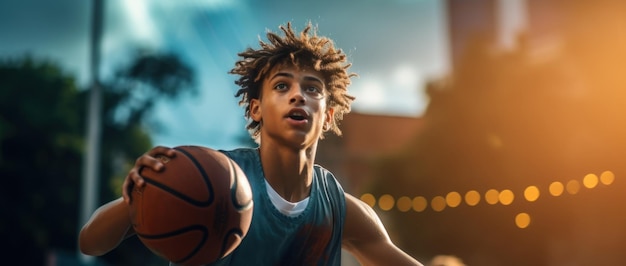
[129,145,253,266]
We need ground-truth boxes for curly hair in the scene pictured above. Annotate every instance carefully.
[229,21,356,141]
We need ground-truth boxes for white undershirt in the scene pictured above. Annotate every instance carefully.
[264,179,309,217]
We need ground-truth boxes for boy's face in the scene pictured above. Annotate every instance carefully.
[250,63,333,149]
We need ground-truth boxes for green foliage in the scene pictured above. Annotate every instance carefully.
[107,51,196,128]
[0,56,84,265]
[0,51,196,265]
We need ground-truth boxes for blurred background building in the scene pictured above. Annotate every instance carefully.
[317,0,626,265]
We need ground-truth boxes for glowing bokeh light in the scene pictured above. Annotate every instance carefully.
[600,171,615,185]
[378,194,395,211]
[485,189,500,205]
[549,181,564,196]
[360,193,376,207]
[413,196,428,212]
[396,196,413,212]
[583,173,598,189]
[499,189,514,205]
[431,196,446,212]
[566,180,580,195]
[446,191,462,208]
[524,186,540,202]
[360,168,616,235]
[464,190,481,206]
[515,212,531,229]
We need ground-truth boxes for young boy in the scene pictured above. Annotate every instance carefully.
[79,22,423,266]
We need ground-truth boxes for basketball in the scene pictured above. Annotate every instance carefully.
[129,145,254,266]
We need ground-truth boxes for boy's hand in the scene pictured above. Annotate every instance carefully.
[122,146,177,204]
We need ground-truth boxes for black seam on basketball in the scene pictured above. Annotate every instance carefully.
[219,228,244,257]
[137,224,208,264]
[228,159,253,211]
[142,178,213,207]
[176,146,215,206]
[139,146,215,207]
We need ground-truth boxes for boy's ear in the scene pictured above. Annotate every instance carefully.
[324,107,334,131]
[250,98,262,122]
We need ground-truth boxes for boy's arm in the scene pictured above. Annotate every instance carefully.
[79,146,176,257]
[79,197,135,256]
[79,146,176,256]
[342,193,424,266]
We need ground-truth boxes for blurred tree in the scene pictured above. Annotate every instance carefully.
[0,56,84,265]
[98,51,196,199]
[0,51,196,265]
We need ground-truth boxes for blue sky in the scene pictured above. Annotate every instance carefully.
[0,0,450,150]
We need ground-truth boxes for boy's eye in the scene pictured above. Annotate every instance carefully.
[305,86,322,94]
[274,83,288,91]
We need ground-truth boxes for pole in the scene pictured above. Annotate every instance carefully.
[79,0,103,264]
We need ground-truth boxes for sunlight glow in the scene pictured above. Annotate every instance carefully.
[353,79,385,109]
[122,1,160,44]
[487,133,503,149]
[155,0,238,10]
[351,65,428,116]
[392,64,419,87]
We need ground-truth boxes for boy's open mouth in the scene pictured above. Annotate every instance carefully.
[286,109,309,121]
[289,114,306,121]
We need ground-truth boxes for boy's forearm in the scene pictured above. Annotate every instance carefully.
[79,197,133,256]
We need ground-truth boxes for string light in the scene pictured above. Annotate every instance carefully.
[549,181,564,196]
[515,213,531,229]
[464,190,481,206]
[524,186,540,202]
[583,174,599,189]
[600,171,615,185]
[412,196,428,212]
[361,171,616,229]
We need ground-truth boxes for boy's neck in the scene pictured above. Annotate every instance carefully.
[258,140,318,202]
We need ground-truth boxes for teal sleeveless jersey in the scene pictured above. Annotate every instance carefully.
[172,148,347,266]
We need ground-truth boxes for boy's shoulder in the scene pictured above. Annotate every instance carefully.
[218,147,259,160]
[313,163,345,191]
[218,147,259,166]
[313,163,332,175]
[219,147,257,156]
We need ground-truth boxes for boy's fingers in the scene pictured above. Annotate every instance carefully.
[122,168,146,204]
[123,146,176,204]
[151,146,177,158]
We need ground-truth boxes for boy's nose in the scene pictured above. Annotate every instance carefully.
[289,87,306,104]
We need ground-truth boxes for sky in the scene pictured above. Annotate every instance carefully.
[0,0,450,150]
